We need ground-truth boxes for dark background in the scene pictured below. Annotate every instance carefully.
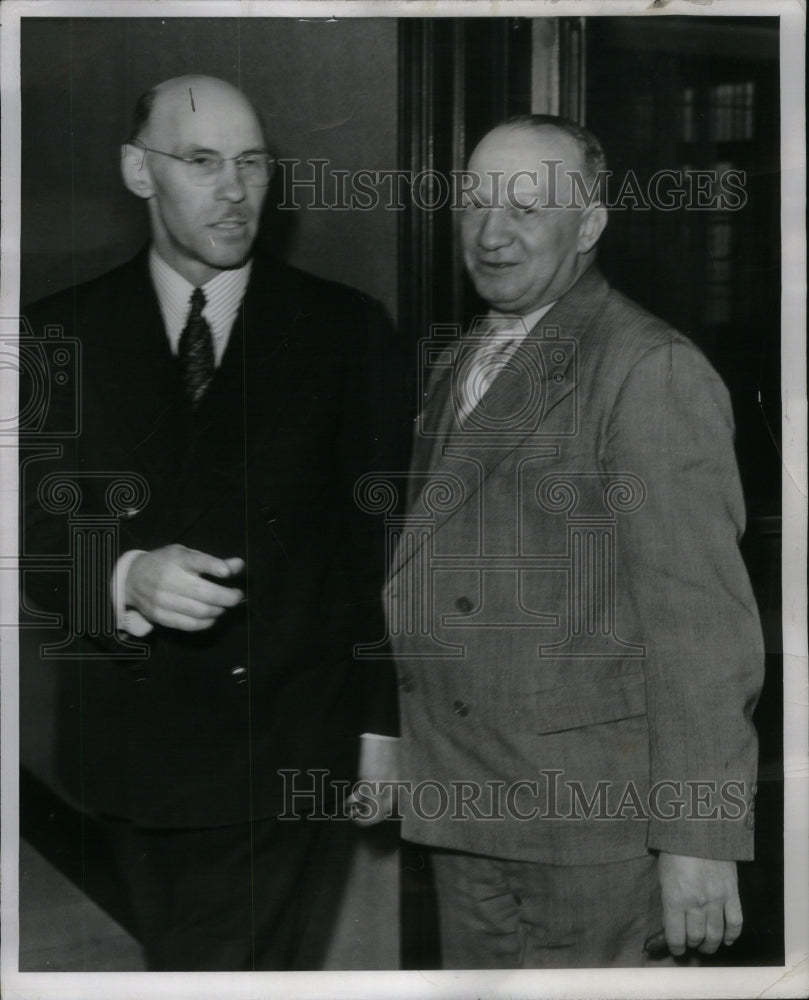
[20,17,399,318]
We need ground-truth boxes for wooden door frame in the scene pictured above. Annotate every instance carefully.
[397,17,583,340]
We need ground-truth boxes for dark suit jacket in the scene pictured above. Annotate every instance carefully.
[386,266,763,865]
[21,250,400,828]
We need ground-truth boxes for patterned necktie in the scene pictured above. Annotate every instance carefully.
[457,319,525,426]
[178,287,214,406]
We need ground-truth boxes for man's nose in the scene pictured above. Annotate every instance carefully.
[477,207,512,249]
[215,160,247,202]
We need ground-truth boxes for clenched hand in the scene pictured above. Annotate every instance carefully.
[126,544,245,631]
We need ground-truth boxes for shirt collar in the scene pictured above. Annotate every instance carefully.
[486,300,557,345]
[148,248,253,363]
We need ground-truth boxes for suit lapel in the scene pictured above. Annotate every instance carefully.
[416,364,454,487]
[389,267,610,580]
[170,255,300,539]
[92,253,289,541]
[93,254,188,496]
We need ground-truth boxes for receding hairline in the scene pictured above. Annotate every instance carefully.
[474,115,607,182]
[128,75,263,142]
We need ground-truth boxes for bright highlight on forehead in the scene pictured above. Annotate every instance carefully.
[467,124,588,204]
[144,75,265,151]
[470,124,586,174]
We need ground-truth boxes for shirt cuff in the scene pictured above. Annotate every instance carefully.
[358,733,400,781]
[112,549,154,637]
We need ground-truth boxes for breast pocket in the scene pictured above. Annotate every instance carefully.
[534,671,647,734]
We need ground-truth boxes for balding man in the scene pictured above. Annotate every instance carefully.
[22,76,396,970]
[383,116,763,967]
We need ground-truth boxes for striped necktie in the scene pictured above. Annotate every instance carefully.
[457,319,525,426]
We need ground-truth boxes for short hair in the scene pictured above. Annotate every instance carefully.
[128,87,158,141]
[503,114,607,182]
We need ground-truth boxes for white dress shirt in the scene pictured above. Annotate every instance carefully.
[149,248,252,364]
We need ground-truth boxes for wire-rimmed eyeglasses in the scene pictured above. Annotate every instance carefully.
[125,138,276,187]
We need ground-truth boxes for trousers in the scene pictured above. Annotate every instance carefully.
[102,814,352,971]
[430,847,676,968]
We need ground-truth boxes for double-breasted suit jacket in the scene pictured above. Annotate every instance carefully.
[386,266,763,865]
[21,250,395,829]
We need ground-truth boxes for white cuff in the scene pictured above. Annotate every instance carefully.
[112,550,154,637]
[358,732,400,781]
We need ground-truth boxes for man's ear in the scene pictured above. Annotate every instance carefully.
[120,143,154,200]
[578,202,607,254]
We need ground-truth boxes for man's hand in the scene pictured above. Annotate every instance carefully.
[658,852,742,956]
[125,544,244,631]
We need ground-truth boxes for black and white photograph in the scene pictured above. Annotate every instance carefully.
[1,2,806,998]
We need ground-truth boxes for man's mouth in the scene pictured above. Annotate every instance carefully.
[478,259,519,271]
[211,219,248,231]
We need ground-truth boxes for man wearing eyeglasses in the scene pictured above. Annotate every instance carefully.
[21,75,399,970]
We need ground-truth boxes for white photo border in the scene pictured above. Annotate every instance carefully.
[1,2,806,998]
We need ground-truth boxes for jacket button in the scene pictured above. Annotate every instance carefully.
[453,699,470,717]
[230,665,247,684]
[455,596,473,614]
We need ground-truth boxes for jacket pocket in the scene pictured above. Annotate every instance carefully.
[534,671,647,734]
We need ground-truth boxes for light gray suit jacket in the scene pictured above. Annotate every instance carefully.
[385,266,763,865]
